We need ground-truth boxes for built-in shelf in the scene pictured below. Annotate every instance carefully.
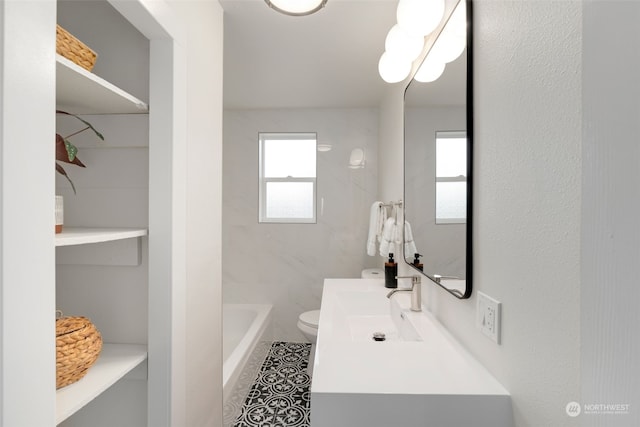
[56,54,149,114]
[56,344,147,425]
[55,227,148,247]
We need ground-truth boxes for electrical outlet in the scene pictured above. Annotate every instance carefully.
[476,292,501,344]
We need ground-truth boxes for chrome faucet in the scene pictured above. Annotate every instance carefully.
[386,275,422,312]
[433,274,461,284]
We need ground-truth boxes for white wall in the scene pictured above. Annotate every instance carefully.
[1,1,57,425]
[581,2,640,426]
[223,108,379,341]
[167,2,224,426]
[380,1,582,426]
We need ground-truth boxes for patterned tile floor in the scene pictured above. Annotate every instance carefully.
[232,342,312,427]
[224,341,273,427]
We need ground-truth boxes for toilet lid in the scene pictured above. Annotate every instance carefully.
[299,310,320,328]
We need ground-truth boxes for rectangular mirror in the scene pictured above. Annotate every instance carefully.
[403,0,472,298]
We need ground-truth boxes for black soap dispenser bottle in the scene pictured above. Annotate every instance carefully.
[412,253,424,271]
[385,253,398,288]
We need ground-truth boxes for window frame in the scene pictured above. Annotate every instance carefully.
[435,130,467,224]
[258,132,317,224]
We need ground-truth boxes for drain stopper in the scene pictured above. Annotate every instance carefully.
[372,332,386,342]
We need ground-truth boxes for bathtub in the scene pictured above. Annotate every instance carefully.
[223,303,273,425]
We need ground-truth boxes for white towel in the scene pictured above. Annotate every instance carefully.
[377,203,387,242]
[367,201,384,256]
[404,221,417,257]
[392,205,402,246]
[379,217,397,257]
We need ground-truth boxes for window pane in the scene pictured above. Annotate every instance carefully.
[436,135,467,178]
[264,138,316,178]
[436,182,466,222]
[266,182,314,219]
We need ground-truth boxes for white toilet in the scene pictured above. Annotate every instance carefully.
[297,309,321,343]
[361,268,384,279]
[297,268,384,343]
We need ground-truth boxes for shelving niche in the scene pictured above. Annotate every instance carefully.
[56,227,147,247]
[55,3,151,425]
[56,54,149,115]
[56,344,147,424]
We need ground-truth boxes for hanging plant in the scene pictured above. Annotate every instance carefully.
[56,110,104,194]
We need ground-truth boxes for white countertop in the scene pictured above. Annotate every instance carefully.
[310,278,512,427]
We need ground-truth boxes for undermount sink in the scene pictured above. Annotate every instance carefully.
[335,290,422,342]
[346,312,421,342]
[311,278,513,427]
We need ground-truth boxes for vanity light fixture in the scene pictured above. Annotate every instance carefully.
[378,51,412,84]
[414,0,466,83]
[264,0,328,16]
[414,55,446,83]
[396,0,445,37]
[378,0,446,83]
[348,148,365,169]
[385,24,424,63]
[428,0,467,64]
[317,144,332,152]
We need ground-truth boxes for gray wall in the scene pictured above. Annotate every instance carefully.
[581,2,640,426]
[223,108,379,341]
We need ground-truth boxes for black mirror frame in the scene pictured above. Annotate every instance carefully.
[403,0,473,299]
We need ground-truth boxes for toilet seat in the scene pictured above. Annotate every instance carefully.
[298,310,320,329]
[361,268,384,279]
[297,321,318,337]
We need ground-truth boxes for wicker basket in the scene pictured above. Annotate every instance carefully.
[56,315,103,389]
[56,24,97,72]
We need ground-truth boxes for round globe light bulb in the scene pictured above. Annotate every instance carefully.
[427,1,467,64]
[414,57,446,83]
[396,0,445,37]
[447,0,467,38]
[378,51,412,83]
[385,24,424,63]
[429,32,466,64]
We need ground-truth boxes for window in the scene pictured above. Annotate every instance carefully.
[259,133,317,223]
[436,131,467,224]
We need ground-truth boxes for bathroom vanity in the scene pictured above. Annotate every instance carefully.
[310,278,512,427]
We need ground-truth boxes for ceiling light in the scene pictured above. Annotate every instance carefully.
[265,0,328,16]
[396,0,445,37]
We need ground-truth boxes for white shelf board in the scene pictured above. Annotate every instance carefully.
[56,343,147,424]
[56,54,149,114]
[55,227,148,247]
